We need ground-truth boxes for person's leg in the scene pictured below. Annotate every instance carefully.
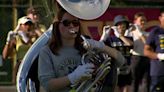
[141,57,150,92]
[150,76,159,92]
[27,56,40,92]
[153,76,164,92]
[123,85,131,92]
[117,74,132,92]
[131,55,141,92]
[135,56,150,92]
[13,60,21,84]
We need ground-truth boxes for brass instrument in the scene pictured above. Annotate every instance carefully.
[73,48,112,92]
[56,0,111,20]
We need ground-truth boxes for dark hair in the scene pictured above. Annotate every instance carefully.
[27,6,39,15]
[48,8,86,55]
[160,8,164,15]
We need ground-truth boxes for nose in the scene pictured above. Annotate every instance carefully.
[141,21,145,24]
[69,22,74,27]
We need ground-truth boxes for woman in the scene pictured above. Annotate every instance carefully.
[100,15,133,92]
[38,8,126,92]
[2,16,34,84]
[130,12,150,92]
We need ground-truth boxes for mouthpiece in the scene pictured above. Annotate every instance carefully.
[70,30,78,34]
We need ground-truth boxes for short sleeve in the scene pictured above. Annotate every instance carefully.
[38,46,56,91]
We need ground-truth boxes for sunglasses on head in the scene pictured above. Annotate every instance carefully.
[60,20,80,27]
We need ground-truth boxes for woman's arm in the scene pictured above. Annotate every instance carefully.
[119,36,133,46]
[38,47,71,91]
[82,37,126,67]
[2,39,16,60]
[38,47,94,91]
[48,76,71,91]
[103,45,126,67]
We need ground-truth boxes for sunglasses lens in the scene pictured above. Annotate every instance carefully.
[72,20,79,27]
[25,21,33,25]
[62,20,70,26]
[62,20,79,27]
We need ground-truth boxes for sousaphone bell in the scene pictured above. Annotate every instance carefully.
[56,0,111,20]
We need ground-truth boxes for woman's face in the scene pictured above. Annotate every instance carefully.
[134,16,146,29]
[59,12,80,40]
[117,22,127,34]
[20,23,33,32]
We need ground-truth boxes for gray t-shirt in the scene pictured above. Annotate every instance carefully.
[38,45,81,92]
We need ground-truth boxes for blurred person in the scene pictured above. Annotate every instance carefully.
[144,9,164,92]
[130,12,150,92]
[26,6,46,41]
[2,16,34,84]
[38,8,126,92]
[100,15,133,92]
